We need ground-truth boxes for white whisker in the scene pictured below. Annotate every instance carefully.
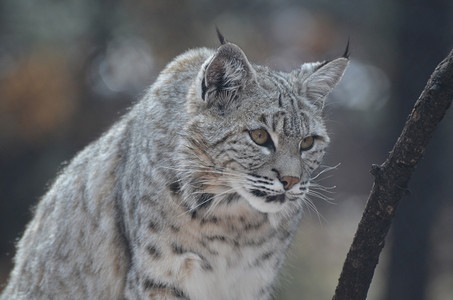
[310,163,341,181]
[302,196,326,226]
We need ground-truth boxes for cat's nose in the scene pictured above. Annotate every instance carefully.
[280,176,300,190]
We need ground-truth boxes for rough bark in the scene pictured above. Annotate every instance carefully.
[332,49,453,300]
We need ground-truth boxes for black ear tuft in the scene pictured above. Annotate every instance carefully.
[314,60,330,72]
[216,26,227,45]
[342,37,351,59]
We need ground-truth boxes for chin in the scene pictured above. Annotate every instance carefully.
[246,195,286,213]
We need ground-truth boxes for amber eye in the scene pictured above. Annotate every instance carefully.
[250,129,270,145]
[300,136,315,151]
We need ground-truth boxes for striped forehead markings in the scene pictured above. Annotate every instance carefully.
[267,73,302,116]
[269,110,306,138]
[271,111,285,132]
[263,75,306,137]
[257,72,315,138]
[278,94,283,108]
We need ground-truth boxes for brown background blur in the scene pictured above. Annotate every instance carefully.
[1,1,452,299]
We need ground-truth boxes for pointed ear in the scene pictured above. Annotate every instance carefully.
[301,57,349,109]
[201,43,256,112]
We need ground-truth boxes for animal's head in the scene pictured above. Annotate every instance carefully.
[183,32,348,214]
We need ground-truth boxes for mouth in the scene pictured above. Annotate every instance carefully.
[265,193,286,203]
[250,189,286,203]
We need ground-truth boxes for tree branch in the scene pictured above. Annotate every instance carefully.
[332,49,453,300]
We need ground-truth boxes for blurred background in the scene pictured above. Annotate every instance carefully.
[1,0,452,299]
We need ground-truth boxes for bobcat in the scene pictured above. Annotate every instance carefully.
[1,32,348,299]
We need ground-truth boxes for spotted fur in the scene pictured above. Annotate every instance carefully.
[1,38,348,299]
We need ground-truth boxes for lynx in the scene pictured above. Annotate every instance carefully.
[1,32,348,299]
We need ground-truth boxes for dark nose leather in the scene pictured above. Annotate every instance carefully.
[280,176,300,190]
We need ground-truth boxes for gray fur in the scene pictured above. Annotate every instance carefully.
[1,40,348,299]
